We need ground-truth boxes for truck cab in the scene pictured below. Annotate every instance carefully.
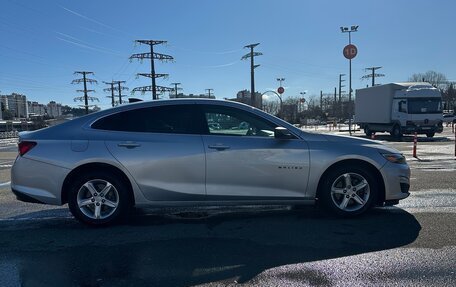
[391,84,443,137]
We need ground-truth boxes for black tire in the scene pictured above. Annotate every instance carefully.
[426,132,435,138]
[391,125,402,138]
[319,165,378,217]
[68,171,132,226]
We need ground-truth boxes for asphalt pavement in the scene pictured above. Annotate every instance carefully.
[0,127,455,286]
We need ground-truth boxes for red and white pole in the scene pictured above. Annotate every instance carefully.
[413,132,418,158]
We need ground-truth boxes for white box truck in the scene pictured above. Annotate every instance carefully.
[355,82,443,138]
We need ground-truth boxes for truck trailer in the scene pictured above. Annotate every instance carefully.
[355,82,443,138]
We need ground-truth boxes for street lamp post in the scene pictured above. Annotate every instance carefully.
[340,25,358,136]
[261,90,282,116]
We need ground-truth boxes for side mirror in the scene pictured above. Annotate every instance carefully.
[274,127,295,139]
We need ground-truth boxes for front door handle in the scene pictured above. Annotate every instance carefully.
[118,142,141,149]
[208,144,230,151]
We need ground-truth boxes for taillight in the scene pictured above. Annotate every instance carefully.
[18,141,37,156]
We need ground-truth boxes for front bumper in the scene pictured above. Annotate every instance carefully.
[403,125,443,134]
[380,161,411,202]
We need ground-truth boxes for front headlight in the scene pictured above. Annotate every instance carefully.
[381,153,407,164]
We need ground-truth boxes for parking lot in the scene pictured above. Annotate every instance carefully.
[0,127,455,286]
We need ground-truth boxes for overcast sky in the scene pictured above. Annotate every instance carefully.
[1,0,455,108]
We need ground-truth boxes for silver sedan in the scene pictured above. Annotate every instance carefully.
[11,99,410,225]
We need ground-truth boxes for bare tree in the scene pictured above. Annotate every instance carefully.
[443,83,456,112]
[408,70,448,90]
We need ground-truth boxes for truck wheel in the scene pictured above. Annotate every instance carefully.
[364,126,372,137]
[426,132,435,138]
[391,125,402,138]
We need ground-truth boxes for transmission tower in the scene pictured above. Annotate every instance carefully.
[170,82,182,98]
[241,43,262,108]
[130,40,174,100]
[113,81,128,105]
[72,71,98,114]
[362,66,385,87]
[104,81,128,106]
[205,88,214,98]
[103,81,116,107]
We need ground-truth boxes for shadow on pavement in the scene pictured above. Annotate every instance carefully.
[0,207,421,286]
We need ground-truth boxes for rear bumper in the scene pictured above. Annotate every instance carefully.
[12,188,46,204]
[11,156,70,205]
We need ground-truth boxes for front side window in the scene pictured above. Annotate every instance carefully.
[91,105,203,134]
[203,106,276,137]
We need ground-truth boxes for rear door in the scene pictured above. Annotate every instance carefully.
[92,103,207,201]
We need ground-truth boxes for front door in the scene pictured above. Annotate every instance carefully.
[200,105,310,200]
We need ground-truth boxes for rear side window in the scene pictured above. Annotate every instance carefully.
[91,105,203,134]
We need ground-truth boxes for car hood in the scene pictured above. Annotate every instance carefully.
[322,134,402,154]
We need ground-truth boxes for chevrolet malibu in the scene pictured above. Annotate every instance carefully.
[11,99,410,225]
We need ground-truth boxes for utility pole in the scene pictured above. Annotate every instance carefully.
[241,43,262,108]
[205,88,214,98]
[334,87,337,117]
[130,40,174,100]
[338,74,346,103]
[72,71,98,114]
[362,66,385,87]
[339,74,346,119]
[103,81,116,107]
[320,91,323,110]
[171,82,182,98]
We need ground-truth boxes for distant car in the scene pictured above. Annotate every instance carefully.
[12,99,410,226]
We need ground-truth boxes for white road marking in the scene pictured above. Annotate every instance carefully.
[0,181,11,187]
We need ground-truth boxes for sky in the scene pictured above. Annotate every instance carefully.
[1,0,455,109]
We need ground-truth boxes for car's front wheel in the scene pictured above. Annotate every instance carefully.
[68,171,131,226]
[320,165,378,217]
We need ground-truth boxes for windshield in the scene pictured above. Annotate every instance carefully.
[408,98,442,114]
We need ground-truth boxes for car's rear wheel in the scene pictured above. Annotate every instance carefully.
[68,171,131,226]
[426,132,435,138]
[320,165,378,217]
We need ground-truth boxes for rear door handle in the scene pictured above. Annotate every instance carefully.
[118,142,141,149]
[208,145,230,151]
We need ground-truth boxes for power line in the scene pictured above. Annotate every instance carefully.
[72,71,98,114]
[130,40,174,100]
